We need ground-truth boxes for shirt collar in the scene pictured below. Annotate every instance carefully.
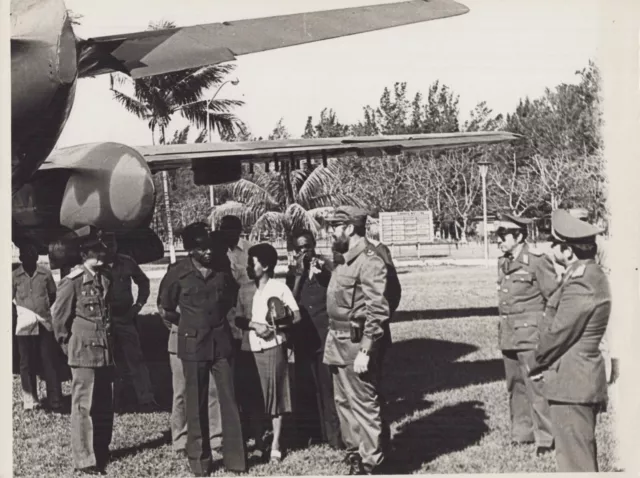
[343,237,368,264]
[15,264,44,277]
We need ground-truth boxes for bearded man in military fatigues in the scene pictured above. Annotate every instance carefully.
[495,213,559,455]
[323,207,390,475]
[526,209,611,472]
[52,227,115,476]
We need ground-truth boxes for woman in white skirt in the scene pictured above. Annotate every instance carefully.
[235,243,300,463]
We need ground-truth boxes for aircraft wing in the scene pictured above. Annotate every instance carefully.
[77,0,469,78]
[137,132,521,173]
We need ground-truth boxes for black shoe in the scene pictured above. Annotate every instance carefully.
[536,445,554,457]
[76,466,106,475]
[347,454,365,475]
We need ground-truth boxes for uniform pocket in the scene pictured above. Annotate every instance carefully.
[335,276,357,309]
[512,317,539,347]
[178,328,199,358]
[68,333,109,366]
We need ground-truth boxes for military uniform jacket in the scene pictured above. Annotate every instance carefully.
[527,260,611,404]
[158,258,238,362]
[497,243,559,351]
[51,266,114,368]
[109,253,150,317]
[324,238,390,366]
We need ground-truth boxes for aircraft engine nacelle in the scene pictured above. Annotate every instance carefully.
[49,142,156,231]
[13,142,163,267]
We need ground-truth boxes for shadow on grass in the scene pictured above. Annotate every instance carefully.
[110,430,173,460]
[388,400,489,473]
[381,338,504,421]
[393,307,498,322]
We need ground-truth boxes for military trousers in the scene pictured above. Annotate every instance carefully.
[112,319,155,407]
[70,366,114,470]
[182,358,246,476]
[502,350,553,447]
[549,401,599,472]
[331,361,384,472]
[294,351,343,449]
[169,353,222,451]
[17,326,63,409]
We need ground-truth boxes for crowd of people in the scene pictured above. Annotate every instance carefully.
[11,206,614,476]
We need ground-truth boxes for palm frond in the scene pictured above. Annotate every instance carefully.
[209,201,263,229]
[251,212,288,240]
[111,90,149,120]
[296,165,339,208]
[227,179,279,209]
[285,203,321,234]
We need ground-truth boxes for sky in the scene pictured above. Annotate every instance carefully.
[58,0,601,147]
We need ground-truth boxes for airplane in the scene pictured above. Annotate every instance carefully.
[11,0,521,269]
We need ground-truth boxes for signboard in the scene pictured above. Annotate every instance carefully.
[379,211,434,244]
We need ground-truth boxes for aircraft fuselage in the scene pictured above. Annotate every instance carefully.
[11,0,78,193]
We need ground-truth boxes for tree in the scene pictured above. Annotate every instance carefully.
[268,118,290,140]
[211,161,363,241]
[110,21,245,145]
[312,108,350,138]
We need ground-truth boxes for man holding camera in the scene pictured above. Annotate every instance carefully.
[323,207,390,475]
[287,229,343,450]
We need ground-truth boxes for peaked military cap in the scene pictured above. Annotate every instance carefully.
[551,209,602,244]
[325,206,370,228]
[495,212,533,230]
[75,226,109,252]
[568,208,589,221]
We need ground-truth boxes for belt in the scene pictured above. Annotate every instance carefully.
[329,319,355,332]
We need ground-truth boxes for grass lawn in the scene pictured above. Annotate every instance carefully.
[12,266,620,476]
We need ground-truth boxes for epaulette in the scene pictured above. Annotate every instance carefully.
[365,247,377,257]
[368,238,381,247]
[66,267,84,279]
[571,264,586,278]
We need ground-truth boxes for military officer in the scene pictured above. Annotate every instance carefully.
[51,227,115,476]
[525,209,611,472]
[323,206,390,475]
[495,213,558,455]
[157,222,246,476]
[568,208,618,385]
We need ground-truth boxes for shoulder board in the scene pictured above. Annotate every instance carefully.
[571,264,587,278]
[521,254,529,265]
[66,267,84,279]
[365,249,376,257]
[368,238,381,247]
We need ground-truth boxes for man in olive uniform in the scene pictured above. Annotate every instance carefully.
[495,213,558,455]
[526,209,611,472]
[158,222,246,476]
[323,207,390,475]
[51,227,115,475]
[105,237,157,412]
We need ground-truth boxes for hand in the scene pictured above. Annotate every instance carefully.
[253,322,274,340]
[127,304,142,321]
[353,351,370,374]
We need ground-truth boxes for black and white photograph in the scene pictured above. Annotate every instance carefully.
[4,0,639,476]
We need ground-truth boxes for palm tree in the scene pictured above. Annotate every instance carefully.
[209,160,364,242]
[110,20,246,260]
